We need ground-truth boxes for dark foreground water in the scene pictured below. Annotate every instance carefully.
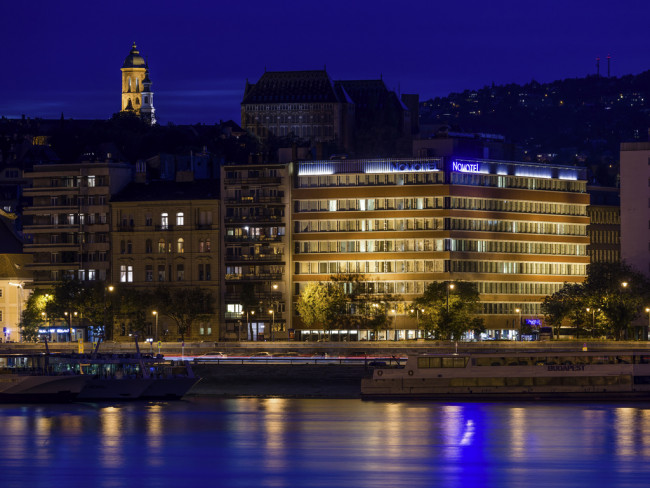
[2,398,650,488]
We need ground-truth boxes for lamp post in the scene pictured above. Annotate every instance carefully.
[645,307,650,341]
[447,283,455,313]
[269,309,275,341]
[586,307,595,337]
[515,308,521,340]
[246,310,255,341]
[152,310,158,342]
[103,284,114,341]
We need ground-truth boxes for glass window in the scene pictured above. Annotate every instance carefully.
[158,239,165,253]
[177,238,184,253]
[161,213,169,230]
[176,212,184,226]
[177,264,184,281]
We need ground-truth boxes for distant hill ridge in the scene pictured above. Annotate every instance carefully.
[420,70,650,182]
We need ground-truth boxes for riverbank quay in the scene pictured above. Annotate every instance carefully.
[3,340,650,356]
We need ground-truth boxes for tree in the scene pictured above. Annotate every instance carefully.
[19,291,52,342]
[412,281,484,341]
[295,282,345,332]
[542,263,650,340]
[152,287,215,342]
[112,287,153,339]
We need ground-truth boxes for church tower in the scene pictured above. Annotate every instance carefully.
[140,67,156,125]
[121,42,154,123]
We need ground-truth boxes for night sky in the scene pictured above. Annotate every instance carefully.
[1,0,649,125]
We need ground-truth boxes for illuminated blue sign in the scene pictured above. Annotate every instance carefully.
[388,161,437,172]
[525,319,542,326]
[452,161,480,173]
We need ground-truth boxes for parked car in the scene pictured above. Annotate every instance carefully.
[251,351,271,357]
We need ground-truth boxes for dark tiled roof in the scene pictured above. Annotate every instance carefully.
[0,217,23,254]
[111,180,220,203]
[242,70,341,104]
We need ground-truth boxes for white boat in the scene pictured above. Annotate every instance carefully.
[361,350,650,400]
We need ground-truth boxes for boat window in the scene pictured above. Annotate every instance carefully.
[418,357,468,368]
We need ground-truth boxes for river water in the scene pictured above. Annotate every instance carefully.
[2,398,650,488]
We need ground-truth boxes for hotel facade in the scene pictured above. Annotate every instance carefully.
[290,157,589,340]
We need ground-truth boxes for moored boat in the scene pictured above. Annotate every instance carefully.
[0,353,89,403]
[361,350,650,400]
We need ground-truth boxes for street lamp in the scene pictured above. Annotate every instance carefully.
[152,311,158,342]
[586,307,595,337]
[447,283,455,313]
[269,309,275,341]
[391,309,397,341]
[103,284,114,341]
[246,310,255,341]
[515,308,521,340]
[645,307,650,341]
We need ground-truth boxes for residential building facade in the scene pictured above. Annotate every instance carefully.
[221,163,290,341]
[586,185,620,265]
[23,158,132,287]
[110,180,220,340]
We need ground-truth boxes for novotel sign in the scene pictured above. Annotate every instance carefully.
[387,161,438,172]
[452,161,481,173]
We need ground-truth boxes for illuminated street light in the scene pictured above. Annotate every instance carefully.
[152,311,158,342]
[446,283,455,313]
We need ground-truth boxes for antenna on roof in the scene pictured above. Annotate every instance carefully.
[596,56,600,77]
[607,54,611,77]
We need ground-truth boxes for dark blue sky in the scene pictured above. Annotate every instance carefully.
[1,0,649,125]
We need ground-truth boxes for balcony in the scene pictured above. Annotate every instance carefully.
[155,224,175,231]
[225,254,285,263]
[224,235,283,243]
[224,215,284,224]
[225,273,283,282]
[224,196,284,205]
[224,176,282,186]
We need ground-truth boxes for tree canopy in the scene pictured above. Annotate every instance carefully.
[295,282,346,331]
[541,262,650,340]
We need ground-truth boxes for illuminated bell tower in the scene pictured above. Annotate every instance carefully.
[121,42,147,115]
[140,67,156,125]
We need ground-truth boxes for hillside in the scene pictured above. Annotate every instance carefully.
[420,71,650,184]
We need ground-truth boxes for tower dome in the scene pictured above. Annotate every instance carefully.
[122,42,146,68]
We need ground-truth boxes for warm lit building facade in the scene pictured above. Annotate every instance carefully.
[23,158,133,287]
[121,43,155,124]
[110,180,220,340]
[291,157,589,339]
[220,163,289,341]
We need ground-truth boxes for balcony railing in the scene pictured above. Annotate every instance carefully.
[155,224,175,231]
[224,196,284,205]
[225,254,285,262]
[224,176,282,186]
[224,215,284,223]
[224,235,283,243]
[225,273,283,282]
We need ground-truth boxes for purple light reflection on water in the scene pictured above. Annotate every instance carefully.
[1,399,650,488]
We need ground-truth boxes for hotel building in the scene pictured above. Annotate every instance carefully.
[291,157,589,339]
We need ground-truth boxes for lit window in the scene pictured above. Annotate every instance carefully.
[176,212,184,226]
[158,239,165,253]
[177,238,184,253]
[161,213,169,230]
[120,265,133,283]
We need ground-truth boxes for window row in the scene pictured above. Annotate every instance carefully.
[481,302,541,315]
[295,218,443,233]
[590,230,619,244]
[450,239,587,256]
[476,282,564,296]
[450,197,587,216]
[450,260,587,276]
[294,259,445,275]
[294,197,444,213]
[121,263,212,282]
[296,172,445,188]
[448,218,587,236]
[48,213,107,225]
[450,172,586,193]
[295,280,433,296]
[295,238,444,254]
[588,208,620,224]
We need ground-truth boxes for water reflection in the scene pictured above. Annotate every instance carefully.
[1,400,650,488]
